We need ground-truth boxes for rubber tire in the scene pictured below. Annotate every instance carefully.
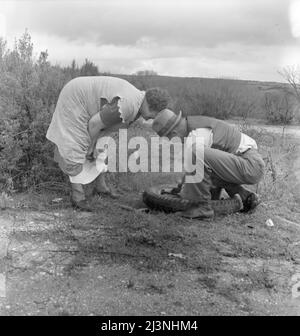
[142,185,243,214]
[142,187,197,213]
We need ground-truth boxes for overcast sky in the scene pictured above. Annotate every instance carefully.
[0,0,300,82]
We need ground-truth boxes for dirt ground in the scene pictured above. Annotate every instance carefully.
[0,124,300,316]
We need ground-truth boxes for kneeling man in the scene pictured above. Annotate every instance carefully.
[152,110,265,219]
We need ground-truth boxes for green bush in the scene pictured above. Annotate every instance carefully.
[262,92,295,125]
[0,31,67,191]
[0,31,108,192]
[171,85,255,119]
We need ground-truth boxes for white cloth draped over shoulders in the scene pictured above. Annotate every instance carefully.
[46,76,145,167]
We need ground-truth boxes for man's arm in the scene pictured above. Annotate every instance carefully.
[87,97,123,160]
[88,113,105,140]
[87,113,105,161]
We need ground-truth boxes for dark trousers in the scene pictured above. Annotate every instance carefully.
[181,147,265,202]
[71,174,107,202]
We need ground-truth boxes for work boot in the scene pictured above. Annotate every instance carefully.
[95,173,120,198]
[224,184,260,212]
[177,202,214,219]
[71,199,93,212]
[95,185,120,198]
[177,194,243,219]
[70,182,93,211]
[240,192,260,212]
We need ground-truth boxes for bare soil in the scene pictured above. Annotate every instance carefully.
[0,125,300,316]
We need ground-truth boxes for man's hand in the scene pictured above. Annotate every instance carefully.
[161,176,185,195]
[87,97,122,161]
[100,96,121,126]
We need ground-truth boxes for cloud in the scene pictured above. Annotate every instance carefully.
[6,0,293,48]
[0,13,7,38]
[27,31,283,81]
[289,0,300,38]
[2,0,296,81]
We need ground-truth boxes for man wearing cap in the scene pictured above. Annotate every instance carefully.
[46,76,171,211]
[152,109,265,219]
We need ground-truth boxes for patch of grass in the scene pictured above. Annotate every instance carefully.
[4,122,300,315]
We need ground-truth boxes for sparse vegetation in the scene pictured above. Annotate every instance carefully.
[0,30,299,194]
[1,31,300,316]
[263,91,295,125]
[279,66,300,104]
[135,69,158,76]
[2,119,299,315]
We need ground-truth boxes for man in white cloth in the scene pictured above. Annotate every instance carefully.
[46,76,171,211]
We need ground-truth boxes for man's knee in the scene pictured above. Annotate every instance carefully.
[244,168,264,184]
[244,152,265,184]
